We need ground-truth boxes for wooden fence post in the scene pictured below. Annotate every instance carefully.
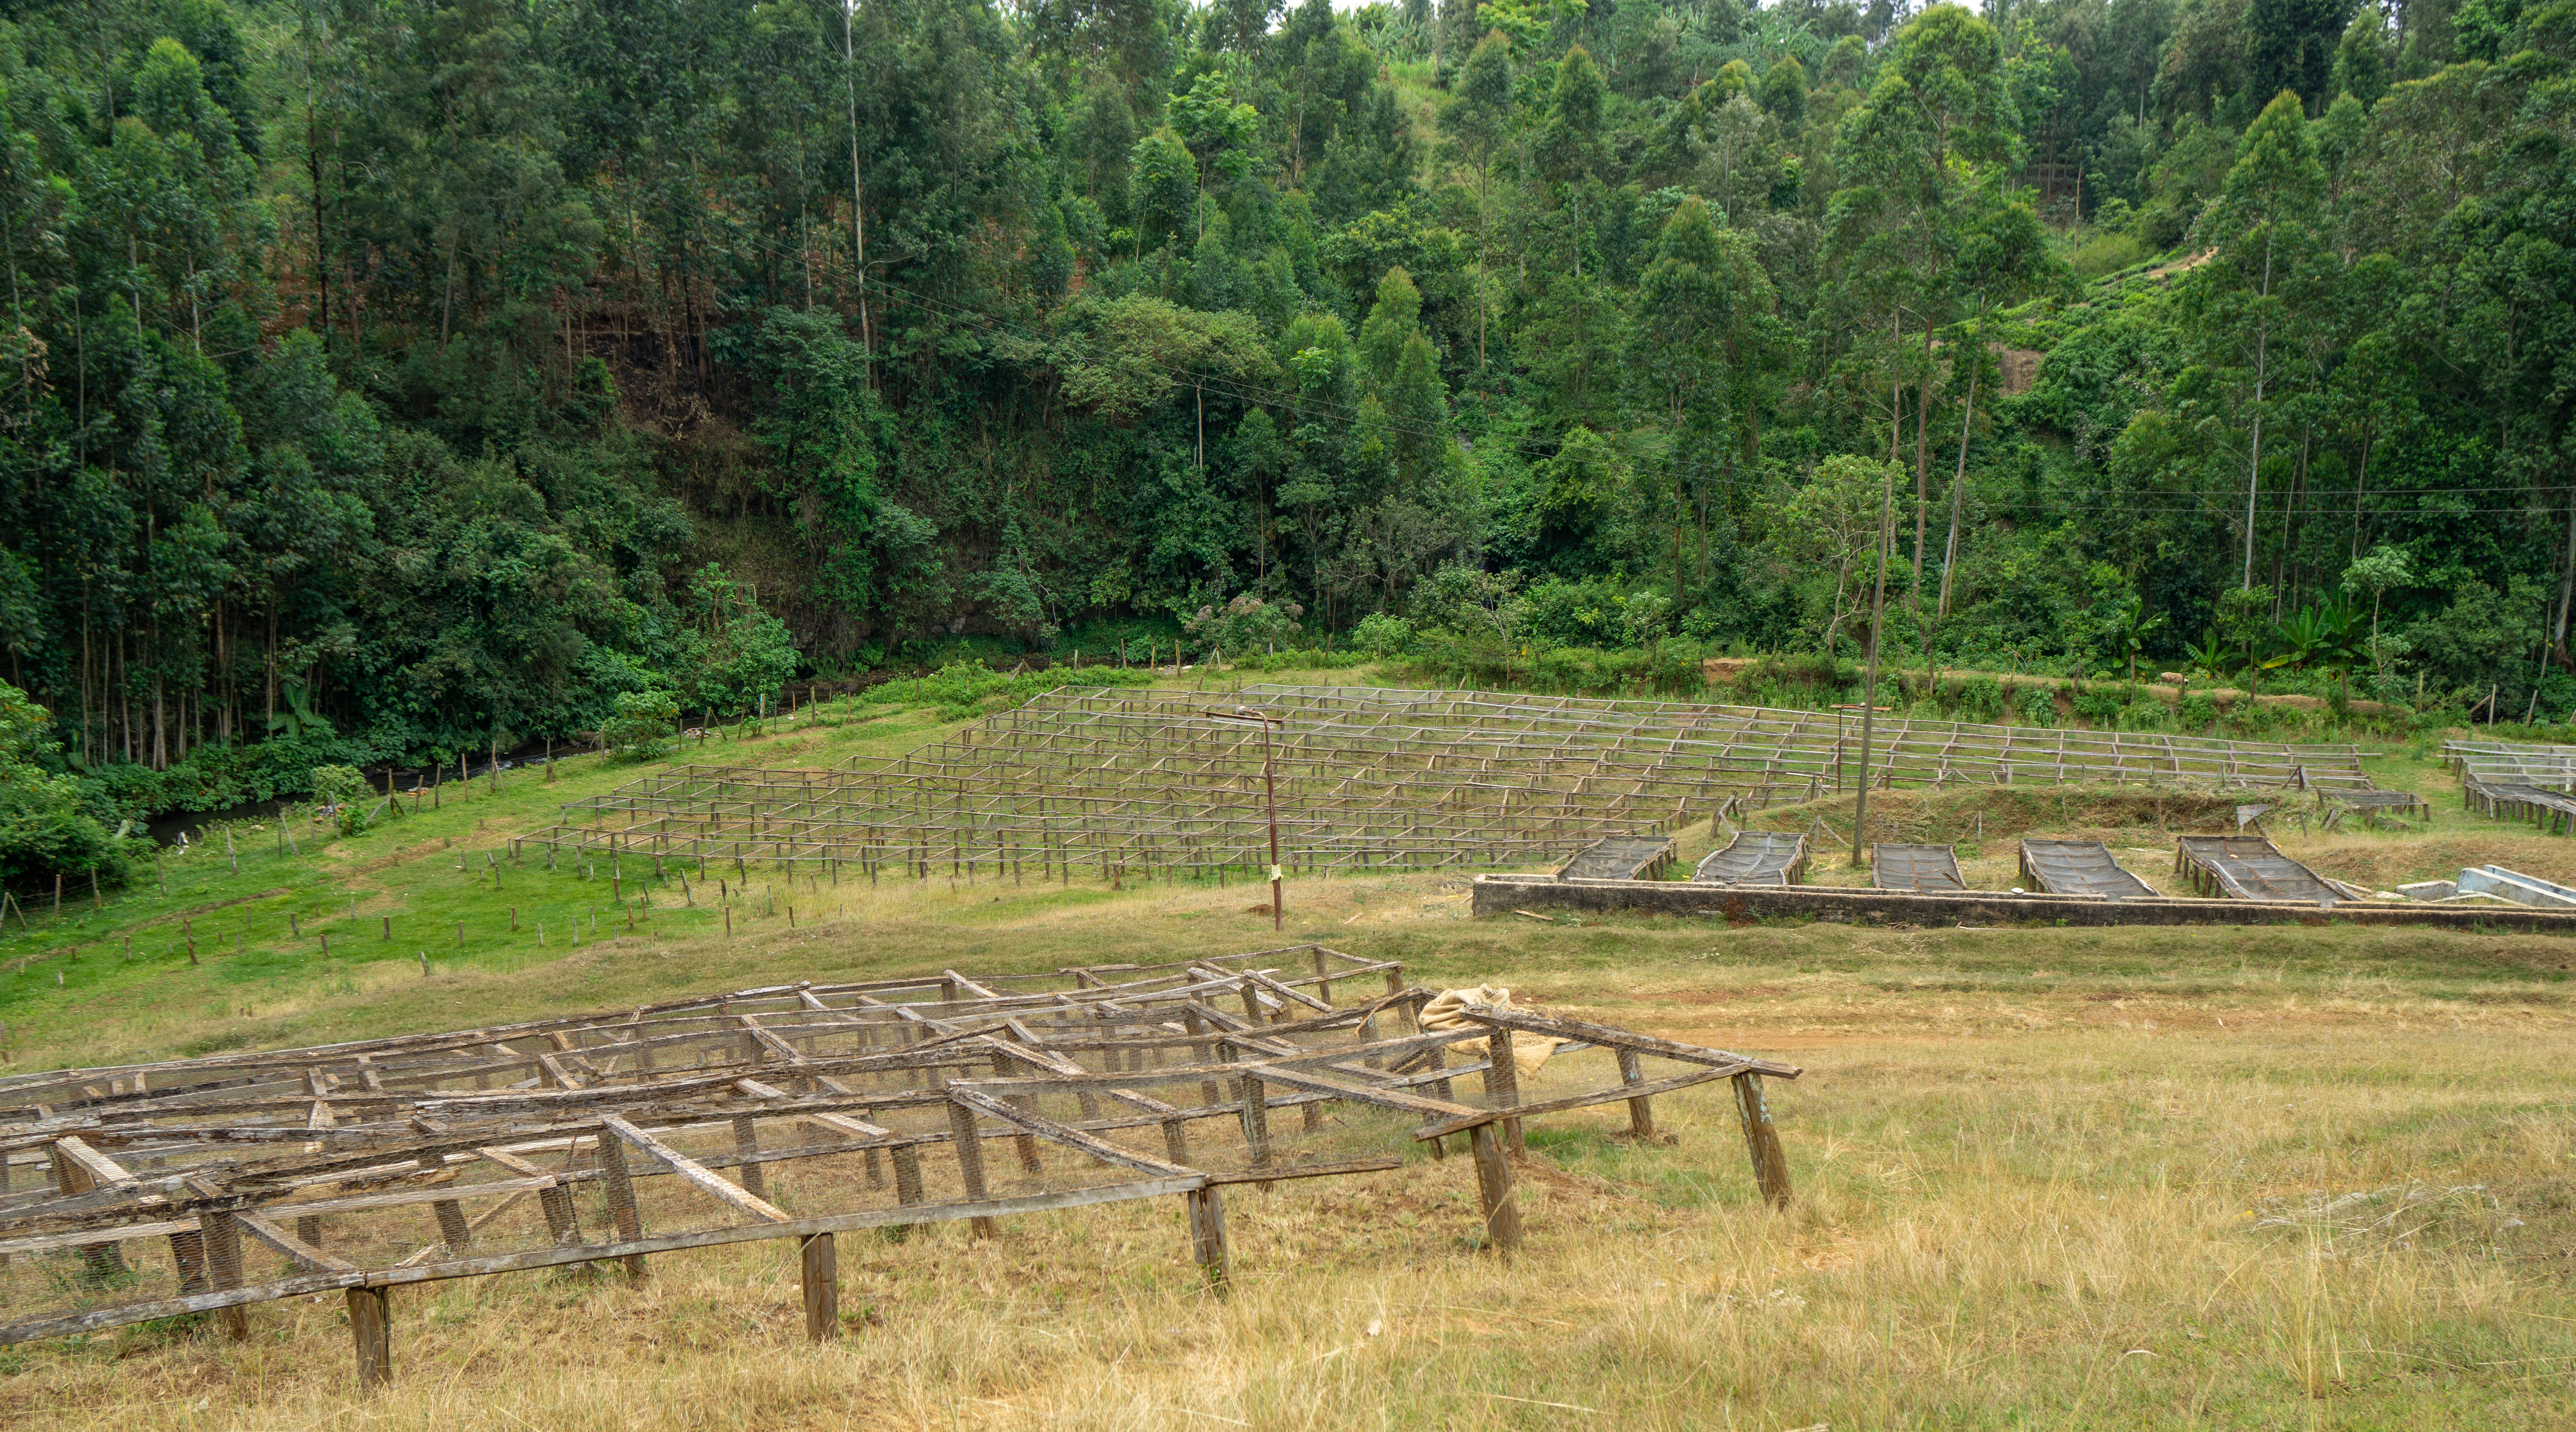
[347,1285,392,1392]
[1617,1048,1657,1141]
[800,1233,838,1343]
[945,1098,999,1239]
[1483,1028,1524,1156]
[1185,1186,1229,1292]
[202,1208,250,1341]
[1468,1122,1522,1252]
[1731,1072,1792,1209]
[597,1134,649,1278]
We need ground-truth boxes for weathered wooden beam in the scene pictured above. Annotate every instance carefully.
[1412,1063,1748,1140]
[600,1114,790,1224]
[235,1210,359,1273]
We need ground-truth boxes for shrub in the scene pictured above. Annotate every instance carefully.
[1187,593,1304,659]
[310,764,370,834]
[0,680,128,888]
[859,661,1154,717]
[1945,676,2006,722]
[2017,685,2057,728]
[2180,693,2218,730]
[601,690,681,761]
[2071,688,2125,727]
[1352,612,1414,656]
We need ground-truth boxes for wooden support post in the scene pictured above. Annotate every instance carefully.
[800,1233,838,1342]
[1184,1009,1222,1109]
[203,1208,250,1341]
[992,1049,1042,1174]
[732,1116,766,1199]
[1731,1073,1792,1209]
[1468,1122,1522,1252]
[432,1198,472,1253]
[347,1285,392,1392]
[597,1135,649,1279]
[1185,1186,1229,1292]
[1617,1048,1657,1141]
[889,1143,924,1242]
[50,1140,129,1281]
[1484,1028,1524,1156]
[1312,948,1333,1006]
[538,1183,580,1244]
[1236,1073,1272,1168]
[170,1228,208,1294]
[945,1099,999,1239]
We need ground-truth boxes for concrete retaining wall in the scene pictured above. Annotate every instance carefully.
[1470,874,2576,932]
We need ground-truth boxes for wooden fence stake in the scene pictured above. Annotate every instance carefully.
[347,1285,392,1392]
[1185,1186,1229,1292]
[1617,1048,1656,1141]
[945,1098,999,1239]
[203,1208,249,1341]
[1484,1028,1524,1155]
[597,1135,649,1279]
[1468,1122,1522,1252]
[1731,1072,1792,1209]
[732,1116,766,1199]
[800,1233,838,1342]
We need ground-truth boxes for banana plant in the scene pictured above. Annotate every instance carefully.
[2181,635,2233,687]
[2107,595,2168,704]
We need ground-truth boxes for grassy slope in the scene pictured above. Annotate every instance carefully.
[5,673,2575,1428]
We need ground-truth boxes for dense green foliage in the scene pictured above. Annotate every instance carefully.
[3,0,2576,882]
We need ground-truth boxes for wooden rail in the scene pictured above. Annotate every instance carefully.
[0,952,1799,1392]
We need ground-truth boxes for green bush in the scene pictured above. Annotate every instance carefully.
[859,661,1154,717]
[602,691,682,761]
[1945,675,2006,722]
[0,680,128,889]
[1187,593,1305,659]
[2071,688,2125,726]
[2179,693,2219,729]
[2018,686,2058,728]
[1352,612,1414,656]
[310,764,370,834]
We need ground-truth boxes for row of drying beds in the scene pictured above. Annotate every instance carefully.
[1569,831,2367,905]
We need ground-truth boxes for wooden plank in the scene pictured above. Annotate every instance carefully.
[0,1178,1214,1347]
[1412,1063,1748,1140]
[235,1210,361,1274]
[1201,1156,1401,1186]
[601,1115,790,1223]
[1455,1007,1801,1077]
[946,1088,1195,1178]
[1245,1065,1478,1120]
[50,1137,135,1193]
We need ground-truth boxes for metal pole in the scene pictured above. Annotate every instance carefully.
[1853,461,1896,867]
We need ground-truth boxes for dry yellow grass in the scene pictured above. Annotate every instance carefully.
[10,720,2576,1426]
[9,884,2574,1429]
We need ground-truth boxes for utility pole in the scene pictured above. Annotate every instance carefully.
[1852,461,1896,867]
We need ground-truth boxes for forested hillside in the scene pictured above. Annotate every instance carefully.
[2,0,2574,860]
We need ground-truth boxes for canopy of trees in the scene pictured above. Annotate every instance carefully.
[3,0,2574,871]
